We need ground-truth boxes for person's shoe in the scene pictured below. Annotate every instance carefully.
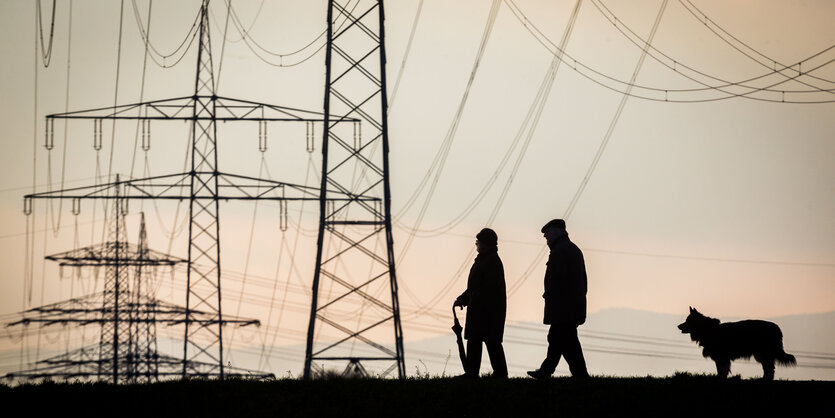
[527,369,552,379]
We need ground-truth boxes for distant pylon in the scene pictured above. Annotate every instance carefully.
[304,0,405,379]
[4,205,272,383]
[5,199,187,383]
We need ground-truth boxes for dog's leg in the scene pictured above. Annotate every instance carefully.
[761,358,775,381]
[714,359,730,378]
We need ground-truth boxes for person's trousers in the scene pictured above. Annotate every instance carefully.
[466,339,508,377]
[539,323,589,377]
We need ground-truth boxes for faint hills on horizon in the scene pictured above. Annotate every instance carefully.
[2,308,833,381]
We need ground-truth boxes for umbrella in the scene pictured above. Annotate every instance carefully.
[452,305,467,369]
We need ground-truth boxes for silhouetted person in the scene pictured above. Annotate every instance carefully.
[454,228,508,378]
[528,219,589,379]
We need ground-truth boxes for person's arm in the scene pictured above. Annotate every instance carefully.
[454,289,470,307]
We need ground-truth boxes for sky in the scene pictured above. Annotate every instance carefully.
[0,0,833,378]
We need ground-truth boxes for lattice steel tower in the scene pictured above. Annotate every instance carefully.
[304,0,405,379]
[22,0,362,379]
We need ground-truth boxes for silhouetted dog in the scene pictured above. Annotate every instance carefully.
[678,307,796,380]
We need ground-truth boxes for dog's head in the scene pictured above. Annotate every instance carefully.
[678,307,720,341]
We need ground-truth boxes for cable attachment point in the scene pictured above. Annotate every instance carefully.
[72,198,81,215]
[306,121,315,153]
[279,200,288,232]
[93,119,103,150]
[120,198,129,216]
[23,197,33,215]
[258,121,268,152]
[353,121,362,150]
[141,120,151,151]
[327,200,335,218]
[45,118,55,150]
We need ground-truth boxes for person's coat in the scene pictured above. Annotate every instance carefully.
[543,234,587,326]
[455,248,506,342]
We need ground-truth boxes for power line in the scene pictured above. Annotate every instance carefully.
[388,0,424,108]
[504,0,835,104]
[564,0,669,220]
[590,0,835,96]
[394,0,502,311]
[35,0,57,67]
[129,0,201,69]
[678,0,835,87]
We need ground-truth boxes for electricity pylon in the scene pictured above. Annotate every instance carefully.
[5,203,272,383]
[304,0,405,379]
[23,0,365,379]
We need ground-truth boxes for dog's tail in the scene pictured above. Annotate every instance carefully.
[776,350,797,367]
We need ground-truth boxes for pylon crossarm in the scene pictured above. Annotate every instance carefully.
[46,242,186,266]
[24,173,378,203]
[45,95,359,123]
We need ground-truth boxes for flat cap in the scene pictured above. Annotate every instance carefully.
[541,219,566,233]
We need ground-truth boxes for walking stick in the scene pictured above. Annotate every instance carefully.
[452,305,467,368]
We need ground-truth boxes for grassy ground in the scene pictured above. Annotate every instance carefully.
[1,374,832,417]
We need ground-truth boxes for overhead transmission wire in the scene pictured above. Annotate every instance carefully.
[217,0,358,68]
[44,0,74,238]
[393,0,500,256]
[393,0,578,239]
[393,0,501,219]
[504,0,835,103]
[36,0,57,67]
[129,0,201,68]
[401,0,583,319]
[23,2,43,376]
[392,0,501,311]
[678,0,835,87]
[129,0,152,189]
[589,0,835,96]
[207,0,265,44]
[213,0,232,91]
[388,0,424,108]
[510,0,835,100]
[565,0,668,220]
[258,159,317,370]
[505,0,671,301]
[398,308,835,370]
[94,0,127,248]
[226,156,267,364]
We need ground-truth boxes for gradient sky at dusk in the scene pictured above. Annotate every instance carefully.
[1,0,833,377]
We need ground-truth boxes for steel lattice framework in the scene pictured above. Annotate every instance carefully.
[20,0,365,379]
[5,203,270,383]
[304,0,405,379]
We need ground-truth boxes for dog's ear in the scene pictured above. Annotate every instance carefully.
[689,306,694,313]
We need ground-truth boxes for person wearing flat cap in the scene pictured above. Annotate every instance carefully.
[527,219,590,379]
[453,228,508,378]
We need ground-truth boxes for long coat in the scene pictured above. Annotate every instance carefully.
[455,249,506,342]
[543,234,587,326]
